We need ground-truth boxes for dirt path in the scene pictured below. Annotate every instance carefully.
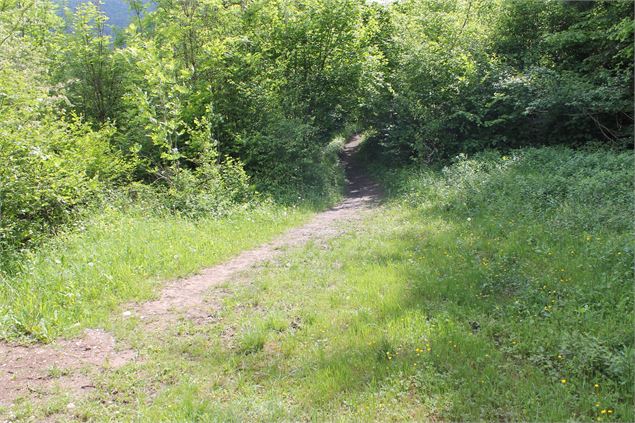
[136,134,381,328]
[0,135,381,410]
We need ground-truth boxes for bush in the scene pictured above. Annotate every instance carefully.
[361,0,633,163]
[0,28,132,256]
[0,114,130,254]
[241,119,345,203]
[147,157,254,218]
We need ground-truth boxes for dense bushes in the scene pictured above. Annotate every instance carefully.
[361,0,633,163]
[241,120,345,202]
[0,117,128,251]
[0,27,129,253]
[109,0,368,188]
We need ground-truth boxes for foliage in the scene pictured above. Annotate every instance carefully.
[362,0,633,163]
[0,0,376,258]
[241,120,345,203]
[54,2,127,123]
[0,15,130,253]
[2,0,632,254]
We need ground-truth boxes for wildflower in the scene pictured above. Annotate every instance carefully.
[594,384,600,389]
[607,410,613,415]
[600,410,607,414]
[560,379,567,384]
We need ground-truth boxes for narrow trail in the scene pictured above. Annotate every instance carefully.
[137,134,381,328]
[0,135,381,409]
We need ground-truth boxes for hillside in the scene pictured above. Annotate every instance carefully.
[0,0,633,421]
[56,0,144,28]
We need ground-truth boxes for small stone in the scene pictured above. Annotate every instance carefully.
[122,311,132,317]
[67,402,76,410]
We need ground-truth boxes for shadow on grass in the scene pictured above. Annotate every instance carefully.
[135,148,633,421]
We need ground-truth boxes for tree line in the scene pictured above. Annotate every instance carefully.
[0,0,632,254]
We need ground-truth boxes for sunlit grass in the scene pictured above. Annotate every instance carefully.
[0,203,313,342]
[7,146,632,422]
[117,147,629,422]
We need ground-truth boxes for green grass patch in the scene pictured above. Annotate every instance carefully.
[8,146,633,422]
[0,202,313,342]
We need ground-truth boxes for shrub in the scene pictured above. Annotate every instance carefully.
[151,157,254,218]
[241,119,344,203]
[0,114,130,253]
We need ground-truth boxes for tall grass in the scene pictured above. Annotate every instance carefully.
[0,201,312,342]
[374,147,634,419]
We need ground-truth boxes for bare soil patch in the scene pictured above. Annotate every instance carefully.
[0,329,136,407]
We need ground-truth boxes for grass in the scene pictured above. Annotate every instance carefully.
[0,202,314,342]
[3,146,633,421]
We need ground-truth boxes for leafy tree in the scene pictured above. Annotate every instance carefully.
[54,2,126,123]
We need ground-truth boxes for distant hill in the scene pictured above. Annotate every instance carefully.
[55,0,143,29]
